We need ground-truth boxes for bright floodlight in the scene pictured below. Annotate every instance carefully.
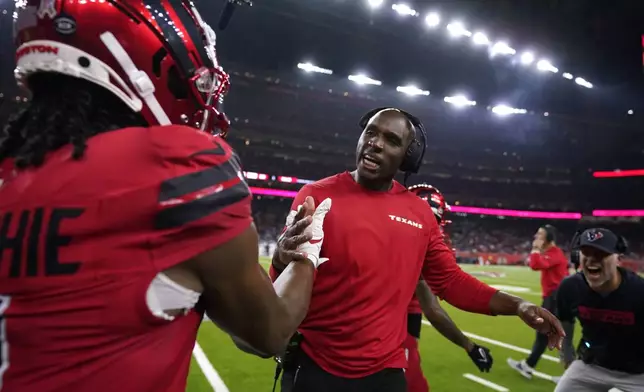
[472,32,489,45]
[490,41,516,56]
[628,109,634,115]
[425,12,440,27]
[444,95,476,107]
[297,62,333,75]
[492,105,527,116]
[537,59,558,73]
[348,74,382,86]
[396,85,430,96]
[575,77,593,88]
[447,21,471,38]
[367,0,384,8]
[392,3,417,16]
[562,72,573,80]
[520,51,534,65]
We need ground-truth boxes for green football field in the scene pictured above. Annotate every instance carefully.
[185,259,580,392]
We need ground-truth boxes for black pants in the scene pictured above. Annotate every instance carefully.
[526,293,557,368]
[281,351,406,392]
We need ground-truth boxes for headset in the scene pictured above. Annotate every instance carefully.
[569,228,629,270]
[358,107,427,174]
[569,229,629,254]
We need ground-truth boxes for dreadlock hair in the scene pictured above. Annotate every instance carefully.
[0,72,147,169]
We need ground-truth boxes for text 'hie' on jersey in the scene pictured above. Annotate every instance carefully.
[0,125,252,392]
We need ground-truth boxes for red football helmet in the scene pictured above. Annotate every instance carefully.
[13,0,231,136]
[407,183,451,226]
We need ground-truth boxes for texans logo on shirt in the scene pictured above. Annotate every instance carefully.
[586,230,604,242]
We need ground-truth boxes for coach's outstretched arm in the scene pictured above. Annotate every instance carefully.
[422,220,565,350]
[185,197,324,357]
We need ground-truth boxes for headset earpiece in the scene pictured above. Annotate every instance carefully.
[357,107,427,174]
[616,236,628,254]
[570,229,583,251]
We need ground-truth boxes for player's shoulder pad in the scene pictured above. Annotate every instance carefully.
[147,125,235,164]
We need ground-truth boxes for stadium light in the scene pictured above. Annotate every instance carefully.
[492,105,527,116]
[575,77,593,88]
[297,62,333,75]
[396,85,430,96]
[537,59,558,73]
[519,51,534,65]
[472,32,489,45]
[562,72,573,80]
[444,95,476,107]
[367,0,384,8]
[424,12,440,28]
[446,21,471,38]
[392,3,417,17]
[490,41,516,56]
[348,74,382,86]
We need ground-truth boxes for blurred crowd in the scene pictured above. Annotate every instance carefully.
[252,196,644,266]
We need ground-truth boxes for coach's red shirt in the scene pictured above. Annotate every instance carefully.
[270,172,497,378]
[529,246,568,298]
[0,125,252,392]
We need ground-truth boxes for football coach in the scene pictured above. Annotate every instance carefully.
[268,108,564,392]
[555,228,644,391]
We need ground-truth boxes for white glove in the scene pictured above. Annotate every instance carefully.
[297,198,332,268]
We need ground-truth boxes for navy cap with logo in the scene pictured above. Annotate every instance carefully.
[578,228,627,255]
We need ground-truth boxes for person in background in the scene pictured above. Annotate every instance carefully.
[556,228,644,391]
[406,184,493,392]
[270,107,564,392]
[507,224,568,379]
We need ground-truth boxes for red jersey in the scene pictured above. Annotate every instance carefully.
[528,245,568,297]
[0,125,252,392]
[269,172,496,378]
[407,226,453,315]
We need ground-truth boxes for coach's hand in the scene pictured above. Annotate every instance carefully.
[467,343,493,372]
[517,301,565,350]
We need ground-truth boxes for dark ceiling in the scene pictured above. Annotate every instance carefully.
[203,0,644,118]
[2,0,643,119]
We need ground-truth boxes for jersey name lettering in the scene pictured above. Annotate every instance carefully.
[0,208,84,278]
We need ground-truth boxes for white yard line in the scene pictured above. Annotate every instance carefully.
[463,373,509,391]
[193,342,230,392]
[421,320,559,363]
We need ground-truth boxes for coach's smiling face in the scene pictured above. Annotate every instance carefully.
[354,109,414,191]
[580,246,620,292]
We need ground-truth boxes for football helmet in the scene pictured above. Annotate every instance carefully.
[408,183,451,225]
[14,0,231,136]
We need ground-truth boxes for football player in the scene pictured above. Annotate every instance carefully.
[406,184,493,392]
[0,2,328,391]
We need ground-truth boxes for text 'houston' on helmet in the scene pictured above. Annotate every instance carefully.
[14,0,231,135]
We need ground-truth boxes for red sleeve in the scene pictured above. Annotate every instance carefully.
[147,126,253,271]
[422,216,497,315]
[529,247,556,270]
[268,184,317,282]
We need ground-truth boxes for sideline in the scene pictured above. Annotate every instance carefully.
[193,342,230,392]
[422,320,559,362]
[463,373,509,391]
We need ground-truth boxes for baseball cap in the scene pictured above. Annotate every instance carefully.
[578,228,625,254]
